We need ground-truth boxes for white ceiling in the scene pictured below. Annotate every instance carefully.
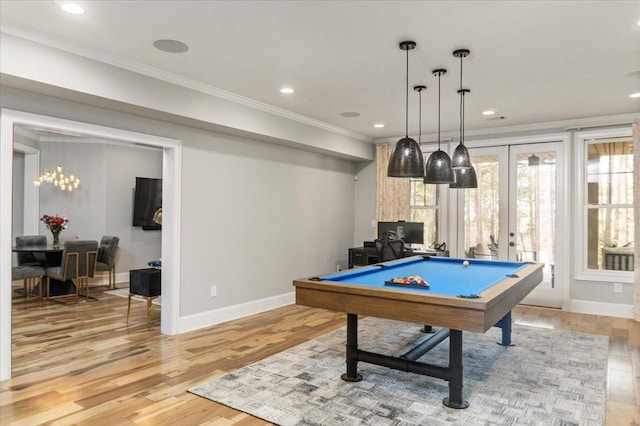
[1,0,639,141]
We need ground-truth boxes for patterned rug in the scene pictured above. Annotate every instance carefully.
[190,317,608,425]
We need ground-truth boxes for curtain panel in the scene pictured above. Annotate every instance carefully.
[634,123,639,322]
[376,144,411,222]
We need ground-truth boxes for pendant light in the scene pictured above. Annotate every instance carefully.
[387,41,424,178]
[424,69,455,184]
[451,49,472,169]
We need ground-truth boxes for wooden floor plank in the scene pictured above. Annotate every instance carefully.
[2,286,638,425]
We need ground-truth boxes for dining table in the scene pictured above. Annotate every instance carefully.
[12,245,74,297]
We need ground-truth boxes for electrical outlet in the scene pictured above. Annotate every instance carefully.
[210,285,217,297]
[613,283,622,293]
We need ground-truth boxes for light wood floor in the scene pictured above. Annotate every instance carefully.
[1,287,638,425]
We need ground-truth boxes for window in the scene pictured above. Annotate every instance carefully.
[577,128,634,279]
[409,178,440,249]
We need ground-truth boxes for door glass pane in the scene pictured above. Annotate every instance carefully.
[515,151,556,287]
[463,155,499,260]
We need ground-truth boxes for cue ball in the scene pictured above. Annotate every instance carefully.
[463,260,470,267]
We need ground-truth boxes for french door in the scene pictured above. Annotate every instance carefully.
[453,141,566,308]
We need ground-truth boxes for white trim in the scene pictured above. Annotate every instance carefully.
[376,113,640,145]
[0,23,370,143]
[566,299,634,319]
[13,143,39,235]
[0,108,182,381]
[179,293,296,334]
[0,110,13,382]
[573,126,634,283]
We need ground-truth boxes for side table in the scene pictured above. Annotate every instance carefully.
[128,268,161,325]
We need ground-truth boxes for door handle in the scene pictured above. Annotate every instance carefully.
[509,242,515,247]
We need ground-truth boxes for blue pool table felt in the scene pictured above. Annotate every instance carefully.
[320,256,527,297]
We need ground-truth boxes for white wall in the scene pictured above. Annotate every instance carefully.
[1,87,356,318]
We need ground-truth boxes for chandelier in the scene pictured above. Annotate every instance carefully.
[33,137,80,192]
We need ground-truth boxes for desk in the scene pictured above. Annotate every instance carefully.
[12,245,74,297]
[348,246,448,268]
[293,255,543,409]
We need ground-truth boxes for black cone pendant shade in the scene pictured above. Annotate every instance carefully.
[424,150,455,183]
[424,69,455,184]
[450,165,478,188]
[388,41,424,177]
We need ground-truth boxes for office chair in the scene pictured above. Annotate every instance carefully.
[375,231,405,262]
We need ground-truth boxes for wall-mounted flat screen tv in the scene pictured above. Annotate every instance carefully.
[132,177,162,230]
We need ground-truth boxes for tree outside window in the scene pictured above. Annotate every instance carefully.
[409,178,439,249]
[585,138,634,271]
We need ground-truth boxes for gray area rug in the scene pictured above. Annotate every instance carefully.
[190,317,608,425]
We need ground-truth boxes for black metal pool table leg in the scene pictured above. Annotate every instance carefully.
[341,313,363,382]
[442,329,469,409]
[496,311,516,346]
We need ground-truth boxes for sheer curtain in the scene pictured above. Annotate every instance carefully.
[376,144,411,222]
[634,123,639,322]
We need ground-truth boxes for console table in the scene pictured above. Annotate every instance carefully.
[348,246,449,268]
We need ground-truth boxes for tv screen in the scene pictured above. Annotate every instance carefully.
[377,221,424,245]
[133,177,162,230]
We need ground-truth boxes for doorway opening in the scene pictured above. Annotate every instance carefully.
[1,109,182,381]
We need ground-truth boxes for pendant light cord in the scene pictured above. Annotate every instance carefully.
[459,56,463,145]
[437,72,441,150]
[405,47,409,138]
[418,89,422,144]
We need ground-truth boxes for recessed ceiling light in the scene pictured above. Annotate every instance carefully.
[339,112,360,118]
[482,110,496,116]
[630,92,640,98]
[60,3,85,14]
[153,39,189,53]
[374,123,385,128]
[280,87,294,94]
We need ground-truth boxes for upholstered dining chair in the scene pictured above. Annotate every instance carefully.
[95,236,120,289]
[45,240,98,303]
[15,235,46,266]
[12,265,45,300]
[375,231,405,262]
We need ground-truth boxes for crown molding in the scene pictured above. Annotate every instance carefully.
[0,22,372,143]
[375,112,640,145]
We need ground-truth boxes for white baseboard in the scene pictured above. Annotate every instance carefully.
[89,271,128,286]
[566,299,634,319]
[178,292,296,334]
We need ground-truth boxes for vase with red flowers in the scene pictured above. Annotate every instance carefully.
[40,214,69,247]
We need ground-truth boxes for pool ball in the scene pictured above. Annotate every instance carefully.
[463,260,470,267]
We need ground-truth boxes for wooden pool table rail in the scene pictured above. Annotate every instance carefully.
[293,261,543,334]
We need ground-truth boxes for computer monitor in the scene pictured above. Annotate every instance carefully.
[377,221,424,245]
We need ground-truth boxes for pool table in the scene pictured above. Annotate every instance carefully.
[293,255,543,409]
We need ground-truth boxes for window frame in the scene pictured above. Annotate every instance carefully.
[574,126,634,283]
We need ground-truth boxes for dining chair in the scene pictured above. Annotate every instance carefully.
[95,236,120,289]
[12,265,45,300]
[45,240,98,303]
[15,235,46,266]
